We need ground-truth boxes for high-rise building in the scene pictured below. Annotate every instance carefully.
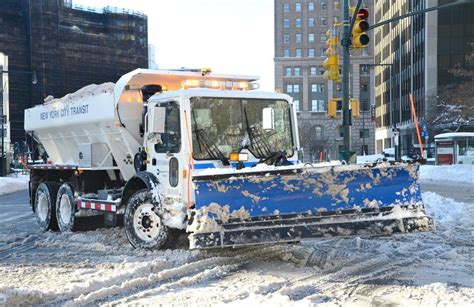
[275,0,375,161]
[0,0,148,142]
[374,0,474,155]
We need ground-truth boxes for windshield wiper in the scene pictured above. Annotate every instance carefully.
[243,107,273,158]
[192,111,230,165]
[243,107,292,166]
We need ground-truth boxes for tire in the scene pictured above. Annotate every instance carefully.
[124,189,169,249]
[34,182,60,231]
[56,183,76,232]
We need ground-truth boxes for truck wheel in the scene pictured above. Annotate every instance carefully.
[34,182,60,231]
[56,183,76,232]
[124,189,169,249]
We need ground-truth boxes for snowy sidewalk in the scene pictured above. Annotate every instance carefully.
[0,175,29,196]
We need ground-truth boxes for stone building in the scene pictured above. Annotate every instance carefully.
[274,0,375,161]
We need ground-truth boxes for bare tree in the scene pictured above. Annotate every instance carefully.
[298,122,328,162]
[427,42,474,132]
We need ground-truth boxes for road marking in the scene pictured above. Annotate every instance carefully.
[0,213,34,223]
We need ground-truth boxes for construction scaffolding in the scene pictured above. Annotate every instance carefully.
[0,0,148,142]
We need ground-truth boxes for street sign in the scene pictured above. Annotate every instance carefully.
[422,123,427,132]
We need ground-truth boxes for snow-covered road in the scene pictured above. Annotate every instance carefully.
[0,182,473,306]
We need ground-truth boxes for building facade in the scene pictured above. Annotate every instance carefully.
[0,0,148,142]
[374,0,474,155]
[275,0,375,161]
[0,53,10,157]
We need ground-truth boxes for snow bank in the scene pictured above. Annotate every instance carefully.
[419,164,474,183]
[357,154,384,163]
[422,191,471,225]
[0,175,29,196]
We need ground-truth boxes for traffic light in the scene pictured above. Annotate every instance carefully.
[352,8,369,48]
[327,98,340,118]
[323,29,340,81]
[350,98,360,118]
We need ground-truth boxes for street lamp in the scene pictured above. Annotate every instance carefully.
[0,68,37,177]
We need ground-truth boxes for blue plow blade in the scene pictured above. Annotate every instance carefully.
[189,163,434,249]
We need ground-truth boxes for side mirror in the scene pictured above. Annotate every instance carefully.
[152,106,166,134]
[262,107,274,130]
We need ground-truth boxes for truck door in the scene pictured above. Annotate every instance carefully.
[148,101,182,200]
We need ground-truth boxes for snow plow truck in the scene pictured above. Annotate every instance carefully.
[24,69,434,249]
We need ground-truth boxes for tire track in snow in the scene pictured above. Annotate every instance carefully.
[67,244,298,306]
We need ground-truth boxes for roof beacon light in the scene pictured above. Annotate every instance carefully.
[181,80,259,91]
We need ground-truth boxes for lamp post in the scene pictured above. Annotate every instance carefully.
[0,68,37,176]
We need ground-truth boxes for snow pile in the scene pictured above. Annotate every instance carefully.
[423,191,470,225]
[43,82,115,105]
[419,164,474,183]
[0,175,29,196]
[357,154,384,163]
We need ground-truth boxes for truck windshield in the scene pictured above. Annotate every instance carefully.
[190,97,293,160]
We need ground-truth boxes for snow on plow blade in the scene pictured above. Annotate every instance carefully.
[188,163,434,249]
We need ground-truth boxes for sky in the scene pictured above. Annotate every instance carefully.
[72,0,275,91]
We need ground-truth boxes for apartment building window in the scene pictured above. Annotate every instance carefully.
[359,129,370,138]
[286,67,292,76]
[308,18,315,27]
[360,65,369,75]
[296,33,302,43]
[314,126,323,139]
[310,67,317,76]
[296,18,302,28]
[283,49,290,57]
[284,19,290,28]
[336,83,342,91]
[319,67,325,75]
[320,48,326,57]
[312,83,325,92]
[283,34,290,43]
[294,84,300,93]
[312,100,325,112]
[283,3,290,13]
[321,1,327,10]
[295,3,302,12]
[333,1,340,10]
[308,33,315,43]
[286,84,293,93]
[308,2,315,11]
[361,84,368,92]
[361,99,370,111]
[308,48,315,57]
[321,33,327,42]
[321,17,327,26]
[294,67,301,76]
[295,48,302,57]
[294,100,300,112]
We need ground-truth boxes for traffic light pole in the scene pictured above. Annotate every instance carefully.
[340,0,362,162]
[341,0,351,156]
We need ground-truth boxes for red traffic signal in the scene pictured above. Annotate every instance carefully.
[352,8,370,48]
[357,8,369,19]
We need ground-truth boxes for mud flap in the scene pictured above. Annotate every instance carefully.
[189,207,435,249]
